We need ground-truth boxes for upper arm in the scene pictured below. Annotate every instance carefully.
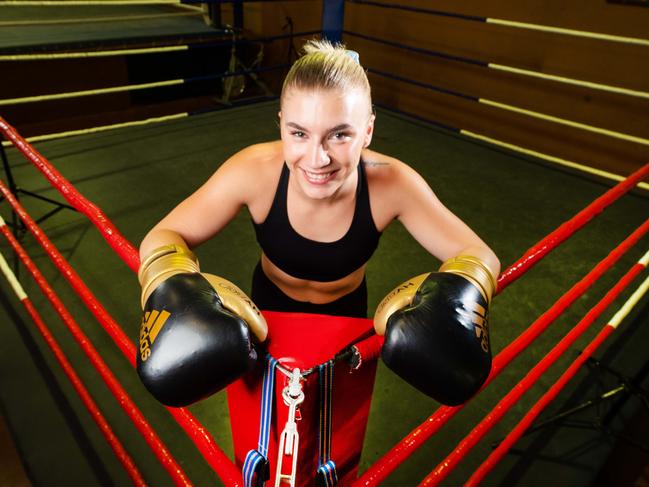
[143,144,266,252]
[390,162,497,267]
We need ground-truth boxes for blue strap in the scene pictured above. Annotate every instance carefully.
[316,360,338,486]
[243,355,278,487]
[316,460,338,487]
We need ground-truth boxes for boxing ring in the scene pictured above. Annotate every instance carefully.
[1,1,648,486]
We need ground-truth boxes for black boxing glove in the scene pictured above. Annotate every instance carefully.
[137,243,267,407]
[374,255,495,406]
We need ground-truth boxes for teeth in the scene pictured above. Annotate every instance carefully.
[305,171,332,181]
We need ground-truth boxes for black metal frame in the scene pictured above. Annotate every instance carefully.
[491,356,649,455]
[0,140,76,276]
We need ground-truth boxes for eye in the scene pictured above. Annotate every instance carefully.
[290,130,305,138]
[331,131,349,141]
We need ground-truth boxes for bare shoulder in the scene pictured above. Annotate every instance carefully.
[212,140,284,200]
[362,149,435,228]
[362,149,413,227]
[221,140,283,177]
[213,140,284,221]
[362,149,425,193]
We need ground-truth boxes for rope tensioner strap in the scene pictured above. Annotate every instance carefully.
[243,353,351,486]
[316,360,338,487]
[244,355,278,487]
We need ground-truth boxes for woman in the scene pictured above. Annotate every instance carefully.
[139,39,498,310]
[136,39,500,483]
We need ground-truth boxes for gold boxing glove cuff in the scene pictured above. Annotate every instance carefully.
[138,243,200,308]
[438,255,496,303]
[373,273,430,336]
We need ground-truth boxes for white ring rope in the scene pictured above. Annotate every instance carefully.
[0,11,201,27]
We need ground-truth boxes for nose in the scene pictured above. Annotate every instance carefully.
[307,142,330,168]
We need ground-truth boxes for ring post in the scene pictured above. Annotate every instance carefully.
[322,0,345,43]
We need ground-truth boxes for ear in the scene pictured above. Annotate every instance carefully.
[363,113,375,148]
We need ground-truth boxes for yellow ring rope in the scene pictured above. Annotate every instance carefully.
[487,18,649,47]
[0,79,185,105]
[480,99,649,146]
[490,64,649,101]
[0,45,189,61]
[0,113,188,145]
[461,129,649,191]
[0,11,200,27]
[1,0,185,5]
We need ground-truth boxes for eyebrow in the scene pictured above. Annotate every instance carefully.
[286,122,354,133]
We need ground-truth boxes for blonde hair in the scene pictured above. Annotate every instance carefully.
[281,39,372,112]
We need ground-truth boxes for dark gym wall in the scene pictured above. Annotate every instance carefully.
[7,0,647,176]
[245,0,649,176]
[220,0,323,94]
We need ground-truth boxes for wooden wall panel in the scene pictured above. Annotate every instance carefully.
[352,36,649,138]
[341,0,649,175]
[345,4,649,90]
[359,0,649,39]
[371,75,647,176]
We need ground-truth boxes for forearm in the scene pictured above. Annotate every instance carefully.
[139,228,190,261]
[454,244,500,283]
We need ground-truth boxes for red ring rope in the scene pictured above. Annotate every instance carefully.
[496,163,649,293]
[355,217,649,485]
[0,178,137,365]
[352,334,384,366]
[14,292,146,486]
[1,117,646,300]
[0,178,242,485]
[421,228,649,485]
[0,117,139,273]
[2,117,647,485]
[0,222,191,486]
[472,329,616,486]
[466,274,648,485]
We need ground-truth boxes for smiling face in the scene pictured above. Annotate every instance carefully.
[279,87,374,200]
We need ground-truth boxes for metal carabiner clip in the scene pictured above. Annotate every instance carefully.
[275,368,304,487]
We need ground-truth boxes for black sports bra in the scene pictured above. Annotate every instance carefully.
[253,162,382,282]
